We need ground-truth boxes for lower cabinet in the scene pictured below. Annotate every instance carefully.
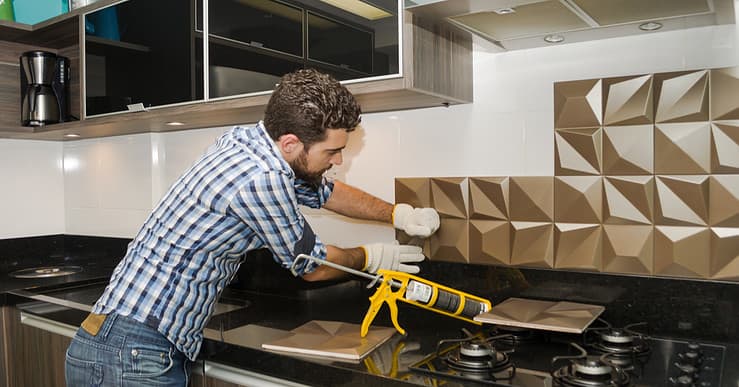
[0,306,71,387]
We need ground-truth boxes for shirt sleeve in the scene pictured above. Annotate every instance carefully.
[294,176,335,209]
[229,170,327,276]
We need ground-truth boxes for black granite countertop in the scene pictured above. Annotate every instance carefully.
[2,235,738,386]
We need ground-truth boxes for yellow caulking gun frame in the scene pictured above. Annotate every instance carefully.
[291,254,492,337]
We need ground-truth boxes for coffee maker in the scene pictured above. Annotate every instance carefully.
[20,51,70,126]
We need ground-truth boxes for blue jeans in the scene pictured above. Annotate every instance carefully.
[65,313,192,387]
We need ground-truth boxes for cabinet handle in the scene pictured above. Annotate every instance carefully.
[249,41,264,48]
[19,312,77,338]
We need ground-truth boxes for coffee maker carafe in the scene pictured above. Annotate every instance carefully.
[20,51,70,126]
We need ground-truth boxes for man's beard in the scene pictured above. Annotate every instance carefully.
[290,150,327,187]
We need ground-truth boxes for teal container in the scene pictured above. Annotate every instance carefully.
[0,0,14,22]
[13,0,69,24]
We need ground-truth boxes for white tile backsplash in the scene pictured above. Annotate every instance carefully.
[0,140,64,238]
[0,23,737,244]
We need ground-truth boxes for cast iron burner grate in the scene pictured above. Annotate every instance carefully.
[552,343,631,387]
[584,319,651,370]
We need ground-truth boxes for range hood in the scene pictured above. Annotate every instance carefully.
[404,0,736,50]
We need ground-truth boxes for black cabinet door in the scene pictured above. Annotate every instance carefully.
[307,11,373,74]
[85,0,204,116]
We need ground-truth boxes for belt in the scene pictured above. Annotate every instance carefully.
[81,312,107,336]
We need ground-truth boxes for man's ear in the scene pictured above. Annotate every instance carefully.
[276,134,303,160]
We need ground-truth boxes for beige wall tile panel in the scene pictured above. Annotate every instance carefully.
[572,0,711,26]
[710,227,739,281]
[554,223,602,271]
[469,177,509,220]
[555,128,602,175]
[602,225,654,275]
[654,70,709,123]
[602,125,653,175]
[554,79,602,129]
[261,320,396,360]
[711,121,739,173]
[395,178,431,208]
[654,226,710,278]
[603,75,654,126]
[474,298,605,333]
[555,176,603,223]
[429,218,469,263]
[509,177,554,222]
[710,175,739,227]
[655,175,710,226]
[511,222,554,268]
[603,176,654,225]
[430,177,468,219]
[710,67,739,120]
[655,122,711,174]
[469,220,510,266]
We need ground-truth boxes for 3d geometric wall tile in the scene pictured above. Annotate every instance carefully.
[469,220,510,266]
[554,176,602,223]
[602,225,654,275]
[395,178,431,208]
[710,67,739,120]
[654,226,710,278]
[655,122,711,174]
[711,121,739,173]
[511,221,554,268]
[429,218,468,263]
[469,177,508,220]
[555,128,602,175]
[655,175,709,226]
[554,79,602,129]
[509,177,553,222]
[602,125,653,175]
[710,175,739,227]
[654,70,709,123]
[710,227,739,281]
[603,75,654,126]
[430,177,468,219]
[554,223,601,271]
[603,176,654,225]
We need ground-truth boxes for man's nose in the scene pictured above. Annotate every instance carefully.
[331,152,343,165]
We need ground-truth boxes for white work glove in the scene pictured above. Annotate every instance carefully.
[393,203,440,238]
[362,241,424,274]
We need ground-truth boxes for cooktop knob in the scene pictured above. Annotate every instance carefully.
[670,374,696,386]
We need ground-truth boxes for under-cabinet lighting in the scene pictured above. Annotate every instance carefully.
[319,0,392,20]
[544,34,565,43]
[494,8,516,15]
[166,121,185,126]
[639,22,663,31]
[64,133,80,138]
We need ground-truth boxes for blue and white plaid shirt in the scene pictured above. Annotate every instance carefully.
[92,122,332,360]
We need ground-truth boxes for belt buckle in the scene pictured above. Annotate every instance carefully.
[81,313,107,336]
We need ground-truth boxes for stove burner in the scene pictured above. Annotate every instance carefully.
[552,343,631,387]
[585,319,651,367]
[437,329,514,375]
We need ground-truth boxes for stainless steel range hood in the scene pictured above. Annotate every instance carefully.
[404,0,736,50]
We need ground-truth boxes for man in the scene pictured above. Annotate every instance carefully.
[65,69,440,386]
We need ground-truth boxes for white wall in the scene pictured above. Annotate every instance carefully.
[1,22,737,243]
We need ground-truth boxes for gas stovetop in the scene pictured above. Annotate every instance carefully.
[408,320,726,387]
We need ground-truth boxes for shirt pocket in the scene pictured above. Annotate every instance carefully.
[122,343,174,378]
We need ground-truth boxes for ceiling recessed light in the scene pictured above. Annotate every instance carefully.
[639,22,663,31]
[544,34,565,43]
[64,133,80,138]
[166,121,185,126]
[494,7,515,15]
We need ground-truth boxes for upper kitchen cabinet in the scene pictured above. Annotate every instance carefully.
[0,0,472,140]
[84,0,204,116]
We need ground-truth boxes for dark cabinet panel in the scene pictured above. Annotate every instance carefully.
[307,11,373,74]
[84,0,204,116]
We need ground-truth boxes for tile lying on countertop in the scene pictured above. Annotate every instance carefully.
[474,297,604,333]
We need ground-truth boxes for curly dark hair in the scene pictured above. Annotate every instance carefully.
[263,69,361,148]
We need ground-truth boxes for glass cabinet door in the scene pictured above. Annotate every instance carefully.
[207,0,399,99]
[84,0,204,116]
